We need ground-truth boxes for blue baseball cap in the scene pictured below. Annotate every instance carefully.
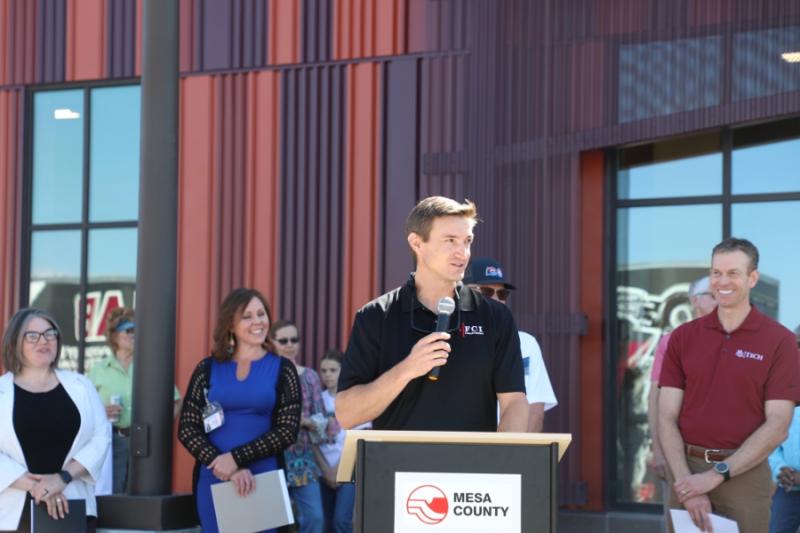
[463,257,516,290]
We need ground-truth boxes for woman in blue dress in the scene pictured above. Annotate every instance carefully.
[178,288,301,532]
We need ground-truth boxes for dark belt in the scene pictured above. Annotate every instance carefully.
[685,444,736,463]
[113,426,131,437]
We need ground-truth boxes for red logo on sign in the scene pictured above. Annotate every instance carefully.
[406,485,449,525]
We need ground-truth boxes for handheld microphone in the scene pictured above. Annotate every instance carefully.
[428,297,456,381]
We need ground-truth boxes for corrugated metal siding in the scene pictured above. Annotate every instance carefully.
[268,0,300,65]
[174,72,282,493]
[1,0,37,86]
[380,58,418,292]
[342,63,380,343]
[36,0,66,83]
[106,0,135,78]
[301,0,332,62]
[66,0,106,81]
[4,0,800,506]
[333,0,407,59]
[0,89,22,339]
[191,0,269,71]
[278,65,347,366]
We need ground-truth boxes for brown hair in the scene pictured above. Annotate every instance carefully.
[321,349,343,365]
[212,288,273,361]
[712,237,759,273]
[268,319,299,341]
[2,308,63,374]
[105,307,135,352]
[404,196,478,242]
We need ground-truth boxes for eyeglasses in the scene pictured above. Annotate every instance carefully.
[477,286,511,302]
[22,329,59,344]
[118,329,135,336]
[274,336,300,345]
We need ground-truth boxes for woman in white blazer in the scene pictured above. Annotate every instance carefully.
[0,308,110,531]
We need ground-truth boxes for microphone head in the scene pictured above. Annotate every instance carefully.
[437,297,456,316]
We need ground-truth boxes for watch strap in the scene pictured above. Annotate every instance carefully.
[58,470,73,484]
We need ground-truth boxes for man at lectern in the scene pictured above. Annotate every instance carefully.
[337,196,529,433]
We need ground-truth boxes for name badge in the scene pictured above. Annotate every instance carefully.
[202,388,225,433]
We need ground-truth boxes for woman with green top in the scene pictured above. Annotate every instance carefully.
[88,307,181,493]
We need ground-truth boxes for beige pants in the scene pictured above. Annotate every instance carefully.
[666,456,772,533]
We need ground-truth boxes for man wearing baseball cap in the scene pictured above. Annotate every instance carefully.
[464,257,558,432]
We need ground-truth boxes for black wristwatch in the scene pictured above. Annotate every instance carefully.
[713,462,731,482]
[58,470,73,485]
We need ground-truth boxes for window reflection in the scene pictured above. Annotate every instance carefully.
[616,204,720,504]
[618,37,722,123]
[89,86,141,222]
[83,228,138,370]
[618,153,722,200]
[29,230,82,370]
[732,138,800,195]
[732,201,800,330]
[32,90,84,224]
[733,26,800,101]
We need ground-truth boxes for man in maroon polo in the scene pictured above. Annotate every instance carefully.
[659,238,800,533]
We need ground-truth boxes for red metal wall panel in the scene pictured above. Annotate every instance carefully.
[579,150,605,511]
[1,0,37,86]
[0,1,6,85]
[173,72,282,493]
[0,89,22,349]
[269,0,300,64]
[66,0,106,81]
[174,75,216,493]
[333,0,406,59]
[341,63,380,342]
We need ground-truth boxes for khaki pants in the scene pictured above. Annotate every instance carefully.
[666,456,773,533]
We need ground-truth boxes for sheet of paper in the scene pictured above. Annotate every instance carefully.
[670,509,739,533]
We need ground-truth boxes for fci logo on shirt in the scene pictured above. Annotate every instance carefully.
[459,324,484,337]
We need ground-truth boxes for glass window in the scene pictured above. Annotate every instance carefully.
[732,201,800,329]
[84,228,138,370]
[27,85,140,373]
[618,37,722,123]
[613,123,800,510]
[32,90,84,224]
[615,204,721,505]
[90,86,141,222]
[618,153,722,200]
[28,230,82,370]
[732,26,800,102]
[732,138,800,195]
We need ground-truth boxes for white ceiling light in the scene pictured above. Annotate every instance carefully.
[54,108,80,120]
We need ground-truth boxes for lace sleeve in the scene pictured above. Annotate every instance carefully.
[177,358,221,465]
[230,357,301,467]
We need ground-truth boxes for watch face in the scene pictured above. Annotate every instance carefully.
[714,462,729,474]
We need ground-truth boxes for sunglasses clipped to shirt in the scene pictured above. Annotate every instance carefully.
[274,336,300,345]
[477,286,511,302]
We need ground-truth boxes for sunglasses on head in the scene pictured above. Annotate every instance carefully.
[274,336,300,345]
[477,286,511,302]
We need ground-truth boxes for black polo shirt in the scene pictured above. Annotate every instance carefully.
[339,275,525,431]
